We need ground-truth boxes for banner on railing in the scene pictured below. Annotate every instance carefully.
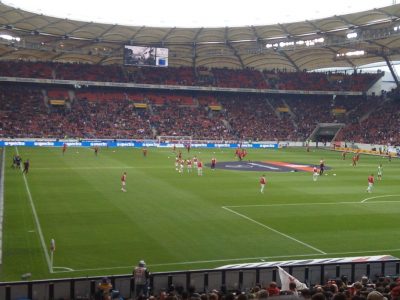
[0,140,278,149]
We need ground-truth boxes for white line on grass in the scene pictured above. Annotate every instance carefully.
[15,147,53,273]
[0,147,5,263]
[222,206,326,254]
[361,194,400,203]
[51,247,400,273]
[53,266,74,271]
[225,198,400,209]
[33,166,169,170]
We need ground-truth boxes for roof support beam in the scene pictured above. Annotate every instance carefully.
[192,28,203,69]
[334,15,356,28]
[383,54,400,88]
[278,23,292,37]
[250,25,263,46]
[374,8,400,20]
[97,24,118,40]
[276,50,300,71]
[161,27,175,45]
[225,27,244,68]
[65,22,91,36]
[36,19,65,31]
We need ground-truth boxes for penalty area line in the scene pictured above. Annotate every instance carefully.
[222,206,326,255]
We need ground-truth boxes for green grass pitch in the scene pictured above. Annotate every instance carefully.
[2,146,400,281]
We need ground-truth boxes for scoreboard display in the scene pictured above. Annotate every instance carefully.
[124,45,168,67]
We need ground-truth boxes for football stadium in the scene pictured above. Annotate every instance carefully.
[1,1,400,299]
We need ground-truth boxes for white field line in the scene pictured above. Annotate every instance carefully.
[15,147,53,273]
[0,147,5,264]
[51,247,400,274]
[53,266,74,271]
[33,166,172,170]
[361,194,400,203]
[225,199,400,209]
[222,206,326,254]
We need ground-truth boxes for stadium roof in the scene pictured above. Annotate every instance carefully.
[1,1,400,71]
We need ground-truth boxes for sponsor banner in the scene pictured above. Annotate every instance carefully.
[334,147,398,156]
[209,105,222,111]
[0,140,278,149]
[216,255,399,270]
[134,103,148,109]
[49,99,66,106]
[277,107,289,112]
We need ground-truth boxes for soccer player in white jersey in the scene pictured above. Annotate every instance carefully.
[377,164,383,180]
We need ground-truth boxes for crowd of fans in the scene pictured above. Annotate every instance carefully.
[0,57,396,145]
[143,274,400,300]
[0,60,382,91]
[335,98,400,145]
[0,82,399,144]
[219,95,295,141]
[93,273,400,300]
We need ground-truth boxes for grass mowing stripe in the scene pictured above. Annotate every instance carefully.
[15,147,52,273]
[0,148,5,263]
[222,206,326,254]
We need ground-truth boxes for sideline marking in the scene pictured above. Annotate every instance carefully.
[15,147,53,273]
[33,166,168,171]
[53,266,74,272]
[51,247,400,273]
[222,206,326,254]
[225,198,400,209]
[361,194,400,203]
[0,147,5,263]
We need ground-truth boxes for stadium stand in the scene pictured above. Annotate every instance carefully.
[0,71,395,143]
[0,61,383,91]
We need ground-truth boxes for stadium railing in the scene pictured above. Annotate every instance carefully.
[0,259,399,300]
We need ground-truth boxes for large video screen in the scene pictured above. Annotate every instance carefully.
[124,45,168,67]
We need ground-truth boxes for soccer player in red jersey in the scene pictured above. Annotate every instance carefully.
[121,172,127,192]
[235,148,240,159]
[186,159,192,173]
[352,155,357,167]
[62,143,67,155]
[241,149,247,159]
[313,166,319,181]
[367,174,374,193]
[197,160,203,176]
[211,157,217,170]
[260,174,266,193]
